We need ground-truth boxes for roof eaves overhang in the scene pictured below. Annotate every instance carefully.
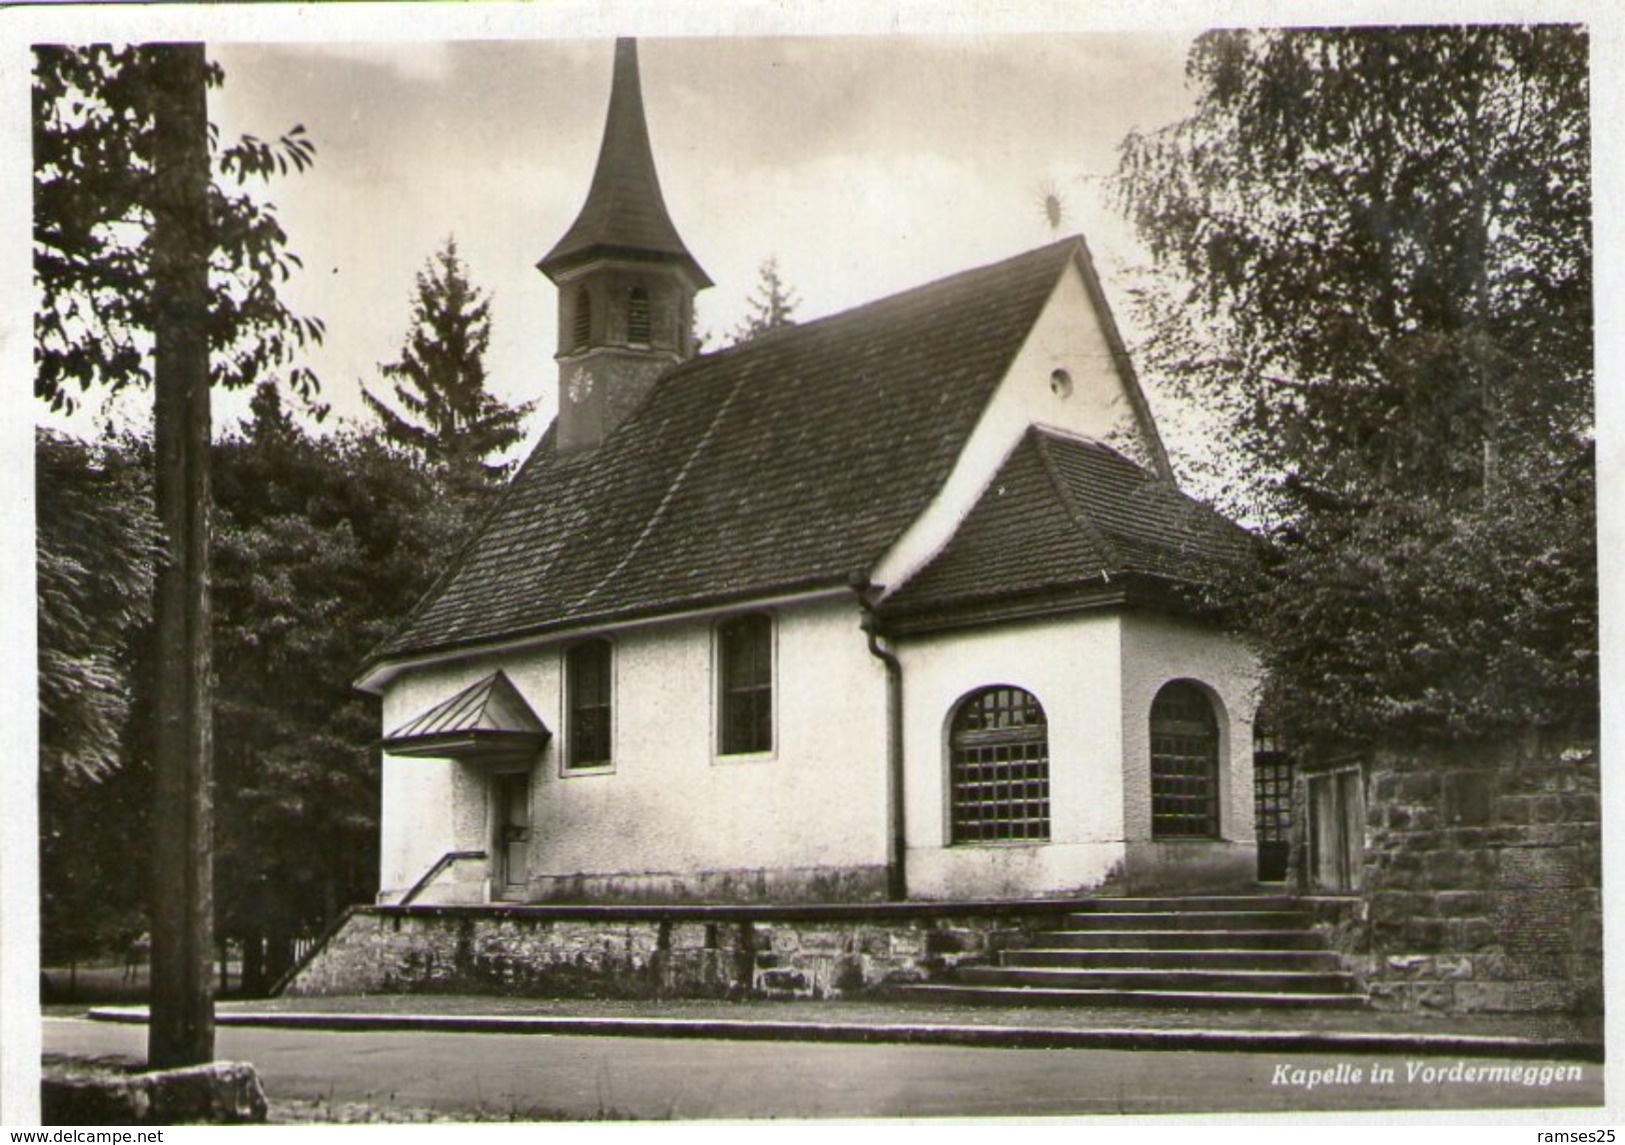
[875,573,1222,638]
[382,729,550,761]
[538,245,713,291]
[356,580,856,695]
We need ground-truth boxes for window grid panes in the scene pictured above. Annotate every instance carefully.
[1150,682,1219,838]
[566,640,612,768]
[950,687,1050,843]
[1253,720,1294,881]
[719,614,772,755]
[1253,745,1293,845]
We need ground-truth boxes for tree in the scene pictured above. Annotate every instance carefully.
[1113,27,1594,747]
[33,45,325,416]
[211,386,479,990]
[363,238,532,483]
[35,42,325,1067]
[34,391,481,997]
[36,431,157,978]
[731,255,800,344]
[36,431,158,784]
[145,39,218,1070]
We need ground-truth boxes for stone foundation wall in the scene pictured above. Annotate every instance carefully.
[282,904,1044,1000]
[525,864,892,905]
[1313,736,1600,1015]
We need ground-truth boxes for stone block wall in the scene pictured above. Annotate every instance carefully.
[282,904,1040,1000]
[1310,735,1600,1014]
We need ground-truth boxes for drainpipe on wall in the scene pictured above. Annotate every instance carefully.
[854,576,906,901]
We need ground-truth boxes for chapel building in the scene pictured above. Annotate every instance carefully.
[359,38,1264,907]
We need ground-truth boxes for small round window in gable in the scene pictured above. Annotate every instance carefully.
[1050,368,1073,398]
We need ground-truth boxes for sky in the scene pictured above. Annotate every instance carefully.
[41,32,1203,450]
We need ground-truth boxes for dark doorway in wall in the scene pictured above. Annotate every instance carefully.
[1253,725,1294,882]
[492,771,532,900]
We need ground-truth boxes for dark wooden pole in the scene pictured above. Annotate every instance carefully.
[147,41,215,1070]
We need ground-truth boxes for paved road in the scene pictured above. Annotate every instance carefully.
[44,1018,1602,1120]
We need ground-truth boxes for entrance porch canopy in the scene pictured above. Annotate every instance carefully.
[383,670,550,761]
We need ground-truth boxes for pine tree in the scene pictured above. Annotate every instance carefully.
[731,255,800,344]
[211,403,476,989]
[364,238,532,482]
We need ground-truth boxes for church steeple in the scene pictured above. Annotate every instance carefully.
[540,38,709,454]
[539,39,710,288]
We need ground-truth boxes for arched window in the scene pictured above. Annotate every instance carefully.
[565,639,612,769]
[949,687,1049,843]
[572,287,593,350]
[1150,681,1220,839]
[627,286,652,345]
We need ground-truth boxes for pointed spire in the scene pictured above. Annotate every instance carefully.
[538,38,710,287]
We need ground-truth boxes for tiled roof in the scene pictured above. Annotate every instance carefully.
[537,39,710,287]
[368,237,1087,668]
[383,671,551,757]
[879,427,1256,618]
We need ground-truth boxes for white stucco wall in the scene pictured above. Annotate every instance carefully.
[1119,612,1262,891]
[893,609,1264,900]
[377,597,891,902]
[377,754,457,903]
[874,258,1152,593]
[377,656,529,903]
[896,612,1129,899]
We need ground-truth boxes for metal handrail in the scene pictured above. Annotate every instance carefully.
[398,849,488,907]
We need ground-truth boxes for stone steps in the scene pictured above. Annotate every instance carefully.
[1052,910,1313,931]
[1008,947,1344,971]
[903,894,1369,1010]
[957,965,1361,995]
[904,983,1371,1010]
[1038,928,1326,951]
[1060,896,1301,913]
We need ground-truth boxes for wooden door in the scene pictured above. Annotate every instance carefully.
[1307,768,1365,892]
[492,772,531,900]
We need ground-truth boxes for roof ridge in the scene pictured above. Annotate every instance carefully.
[1030,424,1173,479]
[1030,427,1124,578]
[387,670,494,738]
[1036,426,1257,569]
[668,235,1086,377]
[360,234,1127,680]
[1034,424,1251,537]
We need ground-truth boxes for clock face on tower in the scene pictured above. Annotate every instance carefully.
[567,372,594,404]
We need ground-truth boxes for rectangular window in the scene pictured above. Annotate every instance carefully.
[718,613,772,755]
[566,640,612,769]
